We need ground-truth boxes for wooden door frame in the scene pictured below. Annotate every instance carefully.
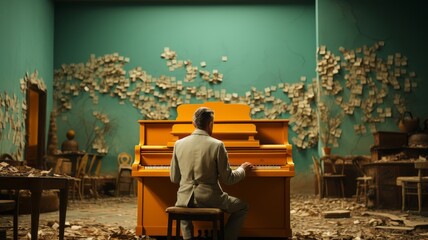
[25,83,47,169]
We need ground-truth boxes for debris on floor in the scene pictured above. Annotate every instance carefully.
[15,221,137,240]
[322,210,351,218]
[1,194,428,239]
[291,194,428,240]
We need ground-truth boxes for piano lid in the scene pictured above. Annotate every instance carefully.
[175,102,251,121]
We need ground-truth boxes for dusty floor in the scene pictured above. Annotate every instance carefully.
[1,194,428,240]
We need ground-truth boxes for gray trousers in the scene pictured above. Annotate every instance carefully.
[181,195,249,240]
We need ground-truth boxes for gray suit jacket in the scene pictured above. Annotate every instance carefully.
[170,129,246,209]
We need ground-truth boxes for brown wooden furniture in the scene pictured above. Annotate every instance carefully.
[56,153,105,199]
[54,158,64,174]
[364,161,418,209]
[370,131,428,162]
[165,207,224,240]
[116,152,134,196]
[132,102,294,238]
[396,161,428,212]
[90,154,109,199]
[312,156,323,199]
[0,176,69,240]
[69,153,88,200]
[0,156,21,240]
[373,131,408,148]
[313,155,346,198]
[85,153,114,198]
[54,152,102,173]
[81,154,100,199]
[0,193,19,240]
[53,151,86,177]
[351,155,373,205]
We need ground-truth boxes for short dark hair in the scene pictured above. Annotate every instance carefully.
[193,107,214,130]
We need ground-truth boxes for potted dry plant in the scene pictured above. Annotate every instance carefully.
[318,101,344,155]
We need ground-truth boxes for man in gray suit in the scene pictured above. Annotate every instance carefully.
[170,106,253,240]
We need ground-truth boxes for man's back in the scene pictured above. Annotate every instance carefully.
[171,129,245,208]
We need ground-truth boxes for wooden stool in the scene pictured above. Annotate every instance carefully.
[166,206,224,240]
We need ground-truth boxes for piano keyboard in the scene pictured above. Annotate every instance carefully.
[144,165,171,169]
[251,165,282,169]
[144,165,282,170]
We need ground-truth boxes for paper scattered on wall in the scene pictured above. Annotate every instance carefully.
[318,41,417,136]
[52,42,418,150]
[1,70,45,161]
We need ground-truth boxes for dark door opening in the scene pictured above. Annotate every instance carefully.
[25,84,47,169]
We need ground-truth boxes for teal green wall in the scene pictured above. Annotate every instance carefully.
[3,0,424,193]
[54,2,317,176]
[317,0,428,157]
[0,0,428,194]
[0,0,54,157]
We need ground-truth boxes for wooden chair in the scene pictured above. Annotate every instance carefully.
[54,158,66,174]
[0,195,19,240]
[116,152,134,196]
[396,161,428,212]
[81,154,100,199]
[90,155,104,199]
[69,154,88,201]
[313,155,346,198]
[165,206,224,240]
[352,155,373,205]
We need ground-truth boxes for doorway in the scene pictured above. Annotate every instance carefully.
[25,84,47,169]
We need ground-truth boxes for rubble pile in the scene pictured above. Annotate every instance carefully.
[290,194,428,240]
[12,221,136,240]
[0,162,59,177]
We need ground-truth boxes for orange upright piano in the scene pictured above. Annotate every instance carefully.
[132,102,294,238]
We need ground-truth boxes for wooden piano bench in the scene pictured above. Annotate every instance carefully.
[165,206,224,240]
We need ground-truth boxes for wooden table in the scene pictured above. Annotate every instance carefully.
[0,176,69,240]
[363,161,418,209]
